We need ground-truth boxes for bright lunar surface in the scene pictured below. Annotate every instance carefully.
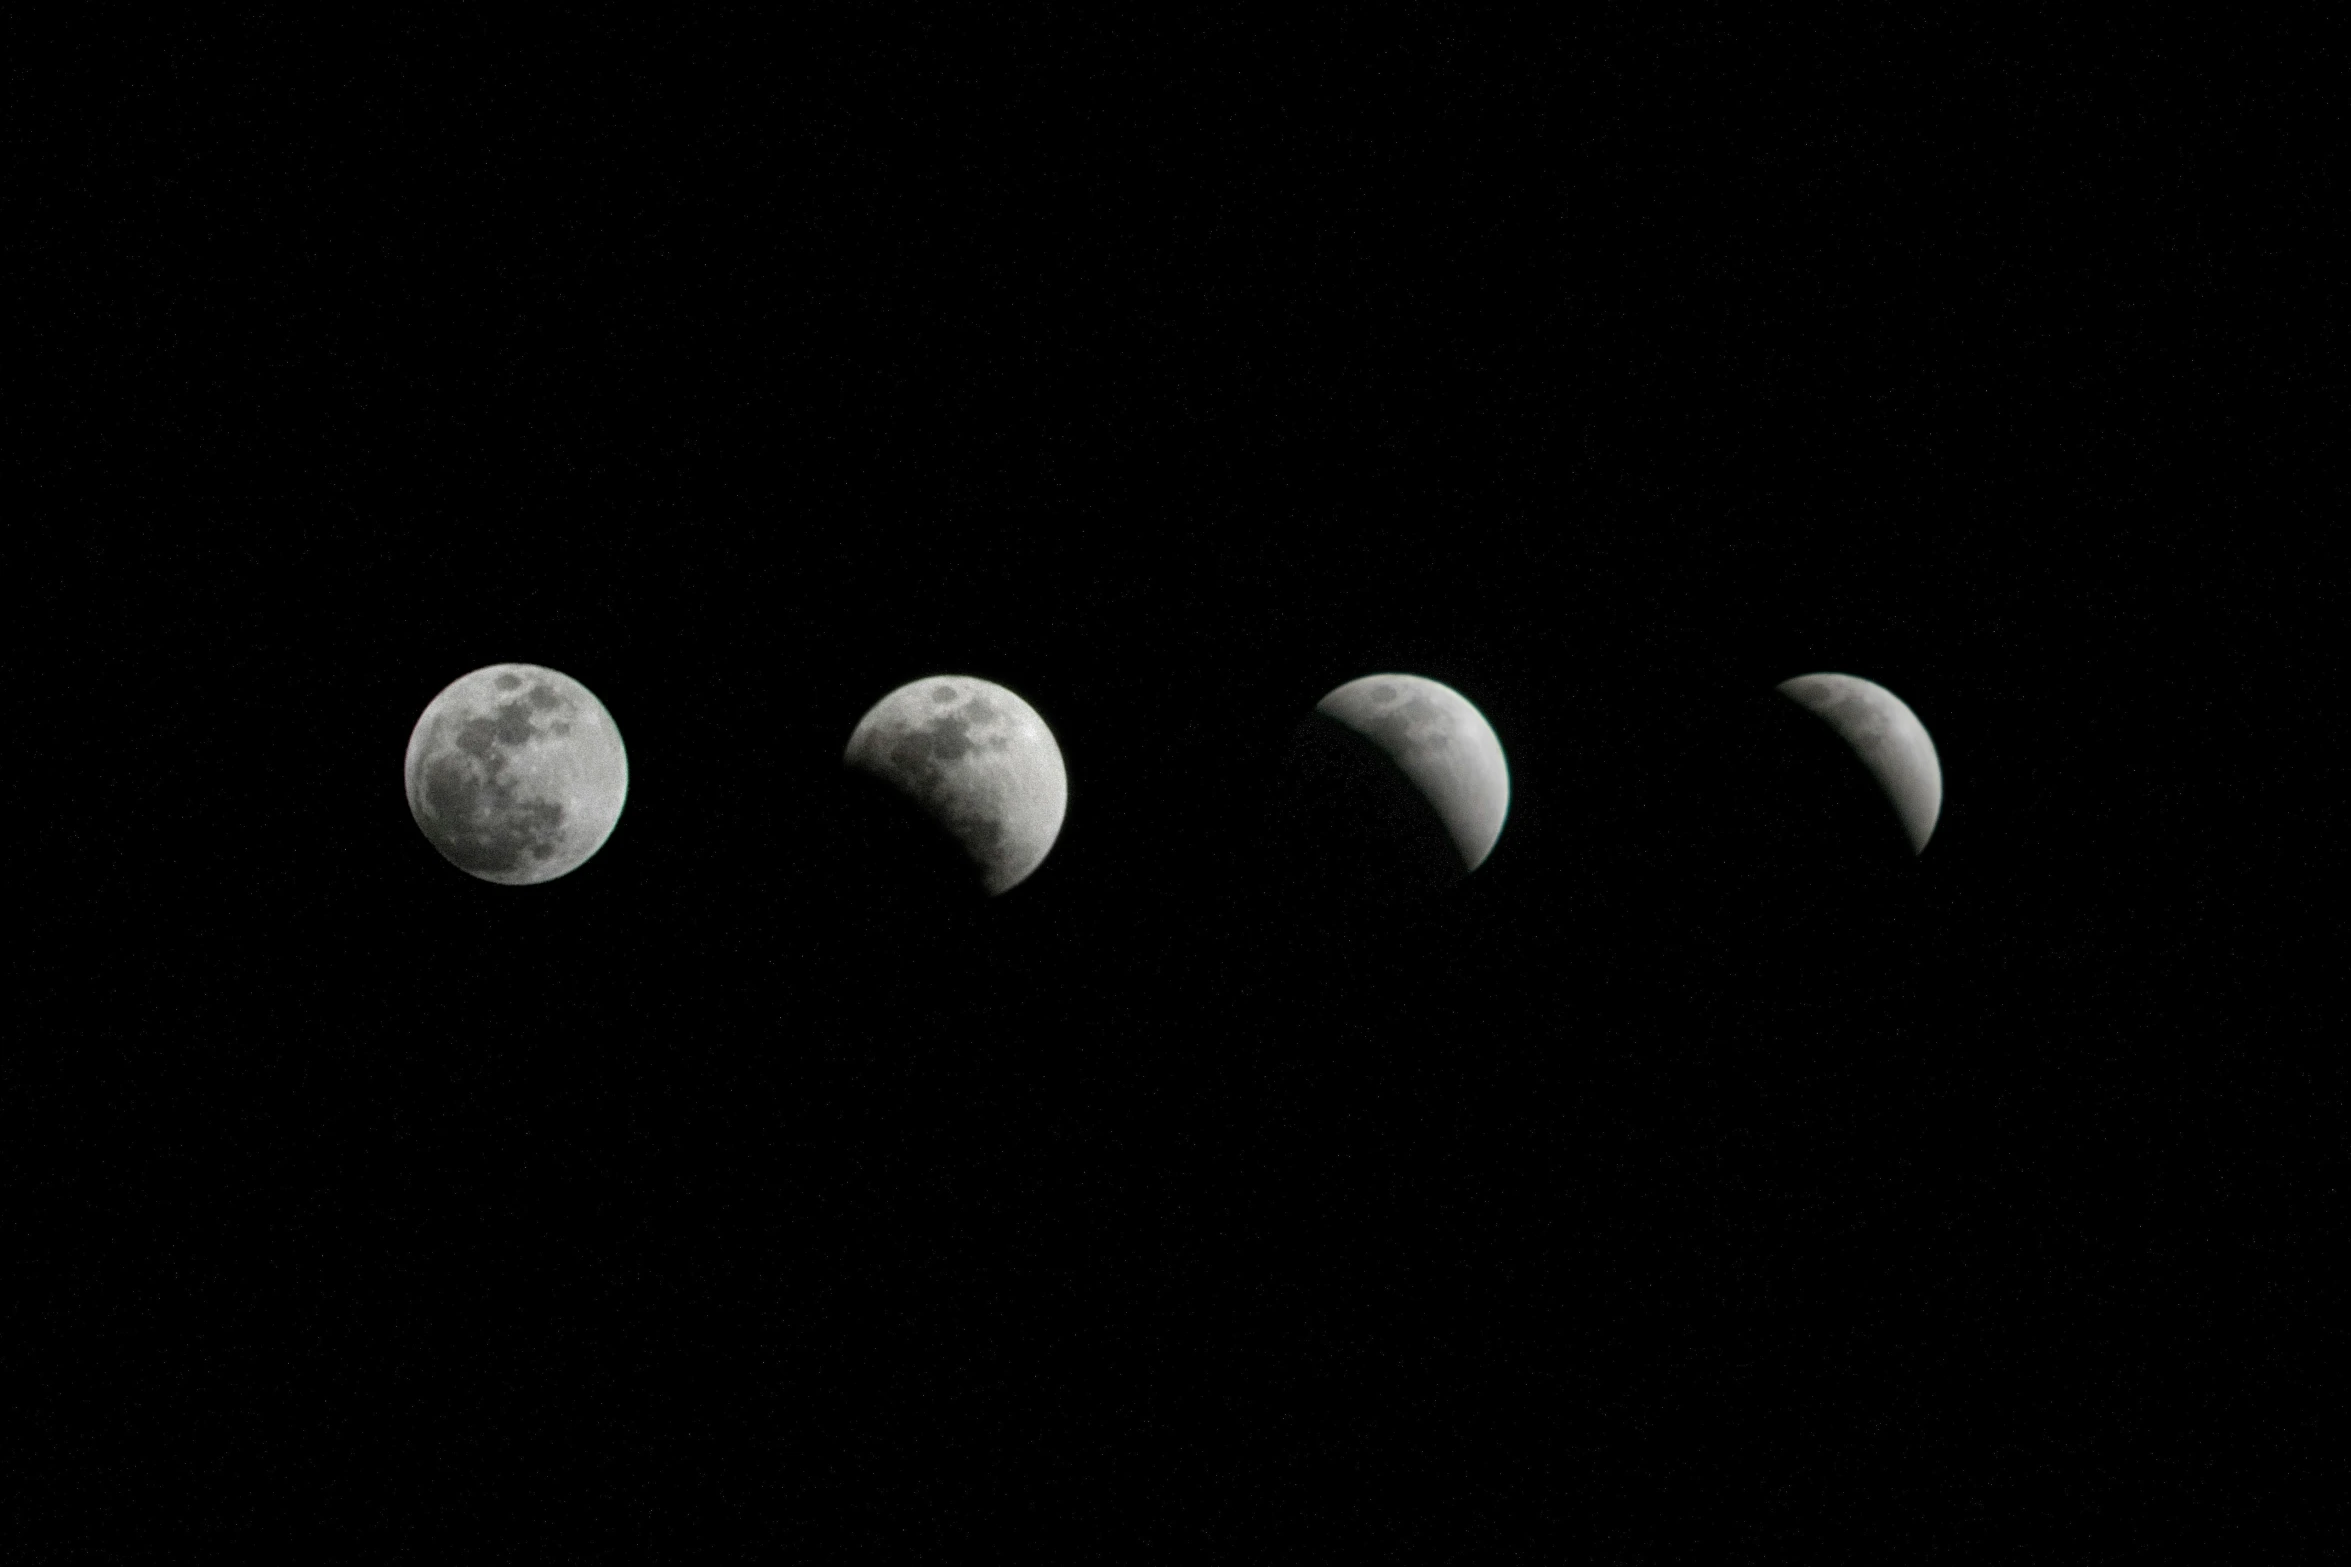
[1314,674,1512,874]
[1776,672,1942,855]
[843,675,1068,896]
[404,664,630,885]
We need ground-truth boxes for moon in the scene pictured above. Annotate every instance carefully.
[404,664,629,885]
[1313,674,1512,874]
[843,675,1068,896]
[1775,672,1941,855]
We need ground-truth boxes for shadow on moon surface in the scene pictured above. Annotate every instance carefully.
[1644,687,1936,973]
[1259,709,1469,912]
[1736,686,1926,869]
[826,762,999,920]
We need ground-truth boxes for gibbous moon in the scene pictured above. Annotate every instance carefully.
[1776,672,1941,855]
[844,675,1068,896]
[405,664,629,885]
[1314,674,1512,874]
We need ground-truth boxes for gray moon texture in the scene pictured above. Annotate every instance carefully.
[1776,672,1941,855]
[843,675,1068,896]
[404,664,630,885]
[1315,673,1511,873]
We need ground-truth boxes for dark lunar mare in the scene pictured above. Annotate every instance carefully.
[874,712,1013,864]
[410,696,572,877]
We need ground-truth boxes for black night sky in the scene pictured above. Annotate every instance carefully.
[30,16,2333,1560]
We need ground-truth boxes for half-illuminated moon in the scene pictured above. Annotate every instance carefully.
[844,675,1068,896]
[1314,673,1511,873]
[404,663,630,885]
[1776,672,1941,855]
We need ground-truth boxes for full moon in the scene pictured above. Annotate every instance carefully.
[1776,672,1941,855]
[404,664,630,885]
[1314,673,1512,874]
[843,675,1068,896]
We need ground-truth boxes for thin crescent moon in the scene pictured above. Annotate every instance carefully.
[1776,672,1941,855]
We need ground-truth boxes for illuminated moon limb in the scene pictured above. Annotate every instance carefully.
[1776,672,1941,855]
[1314,673,1512,873]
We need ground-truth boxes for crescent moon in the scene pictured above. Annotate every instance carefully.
[844,675,1068,896]
[1775,672,1941,855]
[1314,673,1511,873]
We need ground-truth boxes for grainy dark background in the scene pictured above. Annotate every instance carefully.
[23,14,2336,1561]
